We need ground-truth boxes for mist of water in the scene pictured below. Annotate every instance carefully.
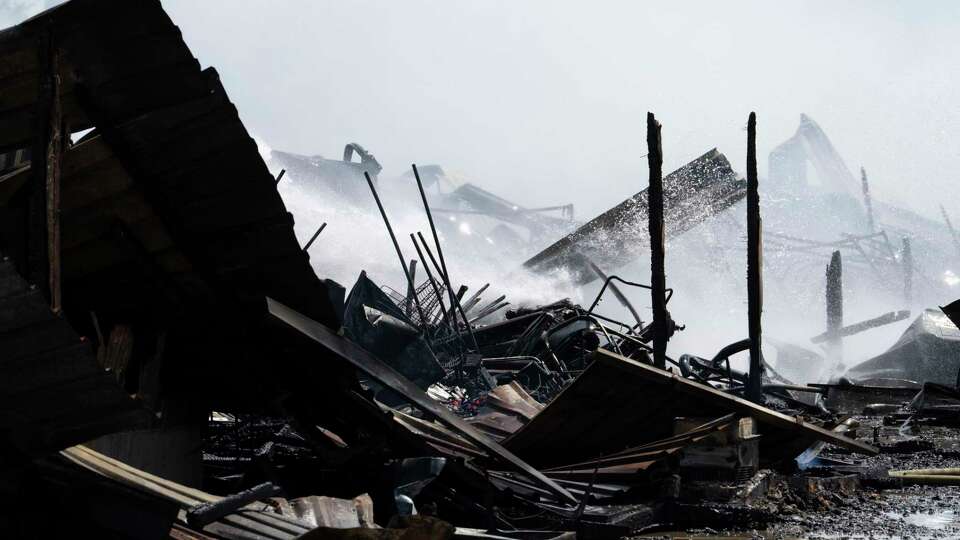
[263,124,957,387]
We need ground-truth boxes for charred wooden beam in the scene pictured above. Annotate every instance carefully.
[27,26,64,314]
[810,310,909,344]
[746,112,763,402]
[186,482,282,528]
[902,237,913,306]
[860,167,875,233]
[826,250,843,365]
[647,112,667,370]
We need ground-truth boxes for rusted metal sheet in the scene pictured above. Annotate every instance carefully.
[504,349,877,468]
[524,148,746,284]
[265,296,579,505]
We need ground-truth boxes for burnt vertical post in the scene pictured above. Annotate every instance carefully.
[940,205,960,259]
[826,250,843,366]
[27,26,63,314]
[902,238,913,306]
[746,112,764,402]
[646,112,667,370]
[860,167,876,233]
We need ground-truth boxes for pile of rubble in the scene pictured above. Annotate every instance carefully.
[5,2,960,540]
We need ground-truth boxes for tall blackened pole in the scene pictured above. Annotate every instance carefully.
[860,167,876,233]
[647,112,667,370]
[826,250,843,368]
[902,238,913,306]
[746,112,764,402]
[28,26,63,314]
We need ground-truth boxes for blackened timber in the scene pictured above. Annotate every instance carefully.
[860,167,875,233]
[746,112,763,402]
[462,283,489,314]
[265,297,579,505]
[810,309,909,344]
[27,25,63,313]
[902,237,913,305]
[826,250,843,365]
[647,112,667,369]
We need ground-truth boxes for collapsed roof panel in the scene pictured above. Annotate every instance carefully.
[524,149,746,284]
[768,114,860,199]
[0,0,340,328]
[846,309,960,386]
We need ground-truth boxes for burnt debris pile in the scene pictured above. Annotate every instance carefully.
[4,2,960,539]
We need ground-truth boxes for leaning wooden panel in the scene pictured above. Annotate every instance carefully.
[265,296,578,506]
[504,348,877,468]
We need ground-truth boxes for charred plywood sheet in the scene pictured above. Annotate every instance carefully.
[523,149,745,284]
[504,349,876,468]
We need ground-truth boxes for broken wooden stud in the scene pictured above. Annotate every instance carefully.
[647,112,668,370]
[902,237,913,306]
[860,167,875,233]
[302,222,327,252]
[746,112,764,402]
[826,250,844,366]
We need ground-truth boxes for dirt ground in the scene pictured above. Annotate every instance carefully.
[633,416,960,539]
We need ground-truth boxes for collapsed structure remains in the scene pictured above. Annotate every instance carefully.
[3,2,960,539]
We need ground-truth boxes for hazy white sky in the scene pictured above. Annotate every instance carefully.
[5,0,960,219]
